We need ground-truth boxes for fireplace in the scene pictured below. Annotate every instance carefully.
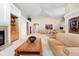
[0,26,12,51]
[0,31,5,46]
[0,26,8,46]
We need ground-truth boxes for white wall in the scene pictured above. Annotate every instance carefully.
[0,4,5,26]
[0,3,10,26]
[32,16,64,31]
[19,16,27,39]
[65,3,79,13]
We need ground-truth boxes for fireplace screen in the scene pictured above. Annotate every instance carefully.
[0,31,5,45]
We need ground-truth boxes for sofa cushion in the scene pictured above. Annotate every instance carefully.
[64,47,79,56]
[53,46,66,56]
[63,48,70,56]
[48,38,64,46]
[56,33,79,47]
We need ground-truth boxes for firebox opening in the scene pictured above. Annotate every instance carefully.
[0,31,5,46]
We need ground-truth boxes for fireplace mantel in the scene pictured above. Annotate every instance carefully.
[0,26,8,30]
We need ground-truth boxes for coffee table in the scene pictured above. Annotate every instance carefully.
[15,39,42,56]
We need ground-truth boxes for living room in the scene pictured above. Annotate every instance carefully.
[0,3,79,56]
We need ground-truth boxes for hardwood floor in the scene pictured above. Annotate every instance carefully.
[0,33,54,56]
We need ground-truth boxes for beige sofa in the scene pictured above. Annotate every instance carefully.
[48,33,79,56]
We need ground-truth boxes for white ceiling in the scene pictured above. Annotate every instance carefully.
[14,3,67,17]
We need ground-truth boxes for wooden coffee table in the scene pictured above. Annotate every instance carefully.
[15,39,42,56]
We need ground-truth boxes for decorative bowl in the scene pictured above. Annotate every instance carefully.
[28,36,36,43]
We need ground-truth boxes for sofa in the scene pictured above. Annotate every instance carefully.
[48,33,79,56]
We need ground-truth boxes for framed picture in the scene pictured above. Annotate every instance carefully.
[45,24,53,30]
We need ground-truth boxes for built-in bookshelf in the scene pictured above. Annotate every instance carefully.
[11,13,19,42]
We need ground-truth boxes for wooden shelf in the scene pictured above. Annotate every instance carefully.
[11,13,19,42]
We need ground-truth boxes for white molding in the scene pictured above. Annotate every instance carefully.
[64,8,79,20]
[10,3,21,17]
[64,8,79,33]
